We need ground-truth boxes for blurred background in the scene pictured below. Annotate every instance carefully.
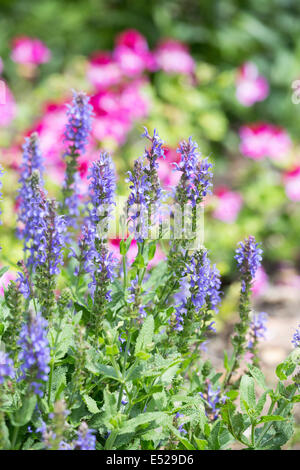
[0,0,300,401]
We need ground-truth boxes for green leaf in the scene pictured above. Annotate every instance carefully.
[0,266,9,279]
[132,254,146,269]
[134,315,154,356]
[119,412,169,435]
[240,375,256,411]
[255,391,268,416]
[105,344,119,356]
[11,394,37,427]
[248,365,268,391]
[194,438,208,450]
[148,243,156,261]
[258,415,286,424]
[83,394,100,414]
[97,364,120,380]
[276,363,287,380]
[119,240,127,255]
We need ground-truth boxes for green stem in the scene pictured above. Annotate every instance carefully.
[11,426,19,450]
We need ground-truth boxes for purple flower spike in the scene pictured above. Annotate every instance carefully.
[235,235,262,291]
[292,324,300,348]
[64,91,93,154]
[18,313,50,397]
[87,152,116,228]
[75,422,96,450]
[0,351,15,384]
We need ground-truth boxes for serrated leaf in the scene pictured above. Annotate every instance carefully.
[119,412,169,435]
[83,394,100,414]
[248,364,268,391]
[240,375,256,412]
[134,315,154,356]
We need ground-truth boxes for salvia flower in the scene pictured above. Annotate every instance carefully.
[292,325,300,348]
[175,413,187,435]
[174,137,213,207]
[89,243,117,302]
[17,133,44,240]
[74,422,96,450]
[0,351,15,384]
[235,235,262,291]
[127,275,147,319]
[62,90,93,221]
[20,170,48,268]
[248,312,268,349]
[18,313,50,396]
[87,152,116,232]
[185,250,221,314]
[126,158,151,242]
[172,250,221,332]
[200,381,227,420]
[64,90,93,153]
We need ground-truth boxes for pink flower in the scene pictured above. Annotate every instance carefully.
[283,166,300,201]
[236,62,269,107]
[119,80,150,120]
[213,187,243,223]
[156,147,181,188]
[11,37,51,65]
[239,123,291,161]
[157,160,181,188]
[87,52,122,89]
[251,265,268,298]
[0,269,16,296]
[0,84,17,126]
[92,114,131,145]
[114,29,156,77]
[154,39,195,75]
[27,101,67,175]
[90,81,150,145]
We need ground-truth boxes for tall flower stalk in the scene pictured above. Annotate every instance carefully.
[77,152,117,338]
[61,90,93,222]
[18,312,50,397]
[17,133,44,240]
[224,235,263,387]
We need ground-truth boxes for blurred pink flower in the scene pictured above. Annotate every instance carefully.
[156,147,181,188]
[87,52,122,89]
[251,265,268,297]
[27,102,66,176]
[92,114,131,145]
[154,39,195,75]
[0,269,16,296]
[239,123,291,160]
[90,81,150,144]
[119,80,150,120]
[157,159,181,188]
[114,29,156,77]
[0,84,17,126]
[283,166,300,201]
[236,62,269,107]
[11,37,51,65]
[213,187,243,223]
